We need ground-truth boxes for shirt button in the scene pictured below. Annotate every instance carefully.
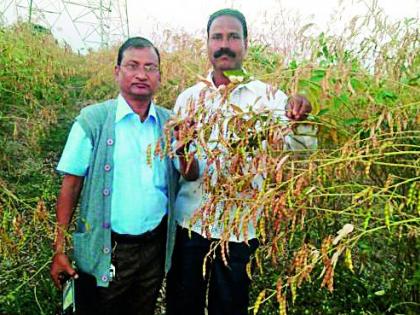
[103,188,110,196]
[104,164,111,172]
[106,138,114,146]
[103,247,110,254]
[102,222,110,229]
[101,275,108,282]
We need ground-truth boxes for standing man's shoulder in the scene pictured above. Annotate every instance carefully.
[179,81,208,99]
[175,82,208,111]
[76,99,117,139]
[78,99,117,120]
[245,80,288,112]
[154,104,172,122]
[154,104,171,115]
[77,99,116,124]
[247,79,287,99]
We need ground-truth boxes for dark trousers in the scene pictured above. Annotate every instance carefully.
[166,226,258,315]
[75,219,166,315]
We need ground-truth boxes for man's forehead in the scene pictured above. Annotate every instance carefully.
[121,47,158,62]
[209,15,243,34]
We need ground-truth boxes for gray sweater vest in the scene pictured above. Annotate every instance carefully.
[73,99,178,287]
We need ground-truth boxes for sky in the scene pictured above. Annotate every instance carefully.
[1,0,419,51]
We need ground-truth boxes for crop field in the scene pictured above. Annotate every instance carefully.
[0,5,419,315]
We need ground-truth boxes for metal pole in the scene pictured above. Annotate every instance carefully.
[28,0,33,23]
[99,0,104,47]
[125,0,129,37]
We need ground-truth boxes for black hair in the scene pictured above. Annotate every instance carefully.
[117,36,160,66]
[207,8,248,39]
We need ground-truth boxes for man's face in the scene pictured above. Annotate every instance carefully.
[114,47,161,100]
[207,15,247,72]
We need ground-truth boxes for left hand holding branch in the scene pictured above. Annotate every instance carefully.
[286,94,312,121]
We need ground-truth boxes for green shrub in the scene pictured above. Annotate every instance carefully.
[0,9,419,315]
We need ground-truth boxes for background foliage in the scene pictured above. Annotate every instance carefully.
[0,6,419,315]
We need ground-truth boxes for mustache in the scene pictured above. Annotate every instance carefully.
[213,48,236,59]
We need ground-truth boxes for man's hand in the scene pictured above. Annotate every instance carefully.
[50,253,78,290]
[174,118,196,156]
[286,94,312,121]
[173,118,199,181]
[51,174,83,289]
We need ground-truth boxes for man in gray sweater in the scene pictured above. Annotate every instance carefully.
[50,37,178,315]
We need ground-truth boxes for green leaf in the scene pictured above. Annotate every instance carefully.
[289,59,298,70]
[310,69,326,82]
[343,118,363,126]
[332,94,350,111]
[317,108,329,116]
[322,45,329,59]
[298,79,310,88]
[375,89,398,103]
[223,69,247,78]
[350,78,364,91]
[381,90,397,100]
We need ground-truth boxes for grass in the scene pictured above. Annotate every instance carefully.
[0,4,419,314]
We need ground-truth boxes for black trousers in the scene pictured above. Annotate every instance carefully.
[74,219,166,315]
[166,226,258,315]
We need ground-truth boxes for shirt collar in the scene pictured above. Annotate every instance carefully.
[115,94,157,123]
[205,68,257,94]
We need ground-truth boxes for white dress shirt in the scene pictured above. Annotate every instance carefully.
[173,72,317,242]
